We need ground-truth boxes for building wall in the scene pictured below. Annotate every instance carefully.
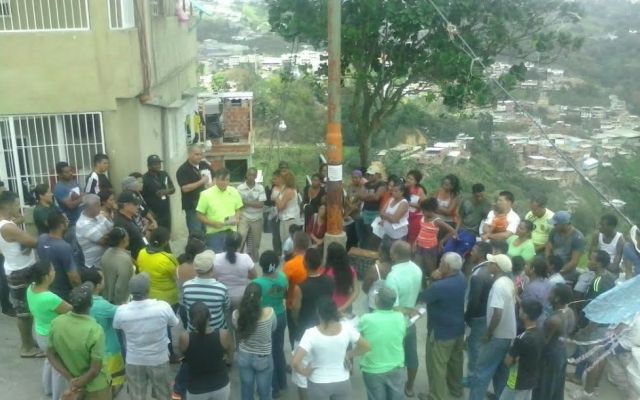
[0,1,198,237]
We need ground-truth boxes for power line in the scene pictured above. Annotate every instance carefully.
[426,0,635,227]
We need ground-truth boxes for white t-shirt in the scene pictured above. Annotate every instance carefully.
[113,299,179,366]
[298,322,361,384]
[237,182,267,221]
[214,252,255,299]
[484,209,521,235]
[486,276,517,339]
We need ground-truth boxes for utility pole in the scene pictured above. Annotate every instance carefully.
[324,0,346,249]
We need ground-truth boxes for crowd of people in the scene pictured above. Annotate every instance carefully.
[0,143,639,400]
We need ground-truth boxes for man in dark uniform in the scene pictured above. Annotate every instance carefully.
[176,144,211,234]
[142,155,176,232]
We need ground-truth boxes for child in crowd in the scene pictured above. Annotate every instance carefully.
[413,198,455,277]
[283,224,303,262]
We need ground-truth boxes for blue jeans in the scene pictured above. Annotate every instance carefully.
[362,368,405,400]
[468,337,511,400]
[185,209,204,235]
[238,350,274,400]
[466,317,487,380]
[272,312,287,394]
[206,230,230,253]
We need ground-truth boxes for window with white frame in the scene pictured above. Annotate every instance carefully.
[0,113,105,207]
[107,0,135,29]
[0,0,90,32]
[0,0,11,17]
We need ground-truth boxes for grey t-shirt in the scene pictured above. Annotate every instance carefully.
[459,197,492,235]
[549,228,586,264]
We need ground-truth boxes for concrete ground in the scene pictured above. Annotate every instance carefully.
[0,232,626,399]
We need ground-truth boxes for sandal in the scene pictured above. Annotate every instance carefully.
[20,349,45,358]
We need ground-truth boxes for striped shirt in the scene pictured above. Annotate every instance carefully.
[182,277,230,330]
[417,217,440,249]
[236,310,277,355]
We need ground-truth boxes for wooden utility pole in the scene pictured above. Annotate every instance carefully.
[325,0,344,239]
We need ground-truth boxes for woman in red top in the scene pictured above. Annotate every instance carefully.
[414,198,455,279]
[405,170,427,245]
[434,174,461,226]
[324,242,360,314]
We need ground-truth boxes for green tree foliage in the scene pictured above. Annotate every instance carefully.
[264,0,583,166]
[598,156,640,225]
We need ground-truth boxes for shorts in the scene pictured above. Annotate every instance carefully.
[404,324,418,370]
[7,267,32,317]
[416,245,439,258]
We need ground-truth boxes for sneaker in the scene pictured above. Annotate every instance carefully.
[571,389,598,399]
[171,391,182,400]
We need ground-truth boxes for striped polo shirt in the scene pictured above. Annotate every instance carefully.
[182,277,230,330]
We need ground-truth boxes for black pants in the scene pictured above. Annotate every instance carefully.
[0,255,13,313]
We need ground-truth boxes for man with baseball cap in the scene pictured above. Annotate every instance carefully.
[181,250,230,331]
[113,191,146,259]
[355,164,386,249]
[114,273,180,400]
[357,285,407,400]
[469,254,516,400]
[545,210,585,286]
[142,155,176,232]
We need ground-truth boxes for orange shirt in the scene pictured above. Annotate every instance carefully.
[283,254,308,309]
[491,213,508,234]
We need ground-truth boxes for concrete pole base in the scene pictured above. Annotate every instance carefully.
[323,232,347,263]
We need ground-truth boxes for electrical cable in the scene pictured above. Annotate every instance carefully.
[426,0,635,226]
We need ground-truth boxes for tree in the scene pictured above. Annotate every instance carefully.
[265,0,583,166]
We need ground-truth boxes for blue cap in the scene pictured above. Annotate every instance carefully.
[551,211,572,225]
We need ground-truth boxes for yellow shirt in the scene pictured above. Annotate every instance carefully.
[196,185,243,234]
[525,209,555,249]
[136,248,179,305]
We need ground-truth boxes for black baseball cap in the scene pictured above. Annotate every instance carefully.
[147,155,163,165]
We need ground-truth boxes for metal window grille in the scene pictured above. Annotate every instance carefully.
[107,0,135,30]
[0,0,90,32]
[0,113,105,208]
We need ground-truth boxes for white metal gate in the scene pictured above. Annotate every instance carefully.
[0,112,105,207]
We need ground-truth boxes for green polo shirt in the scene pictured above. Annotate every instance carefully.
[48,312,110,392]
[358,309,407,374]
[385,260,423,308]
[525,209,555,250]
[196,185,243,234]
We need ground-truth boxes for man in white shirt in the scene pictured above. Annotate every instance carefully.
[481,191,520,242]
[113,273,179,400]
[468,254,517,400]
[75,194,112,268]
[237,168,267,262]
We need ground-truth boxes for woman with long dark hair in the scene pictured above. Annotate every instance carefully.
[405,170,427,244]
[253,250,289,397]
[26,260,71,400]
[324,243,360,314]
[434,174,461,226]
[100,227,134,305]
[215,231,258,308]
[233,283,277,400]
[292,297,370,400]
[179,301,233,400]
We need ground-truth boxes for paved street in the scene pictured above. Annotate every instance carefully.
[0,234,626,399]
